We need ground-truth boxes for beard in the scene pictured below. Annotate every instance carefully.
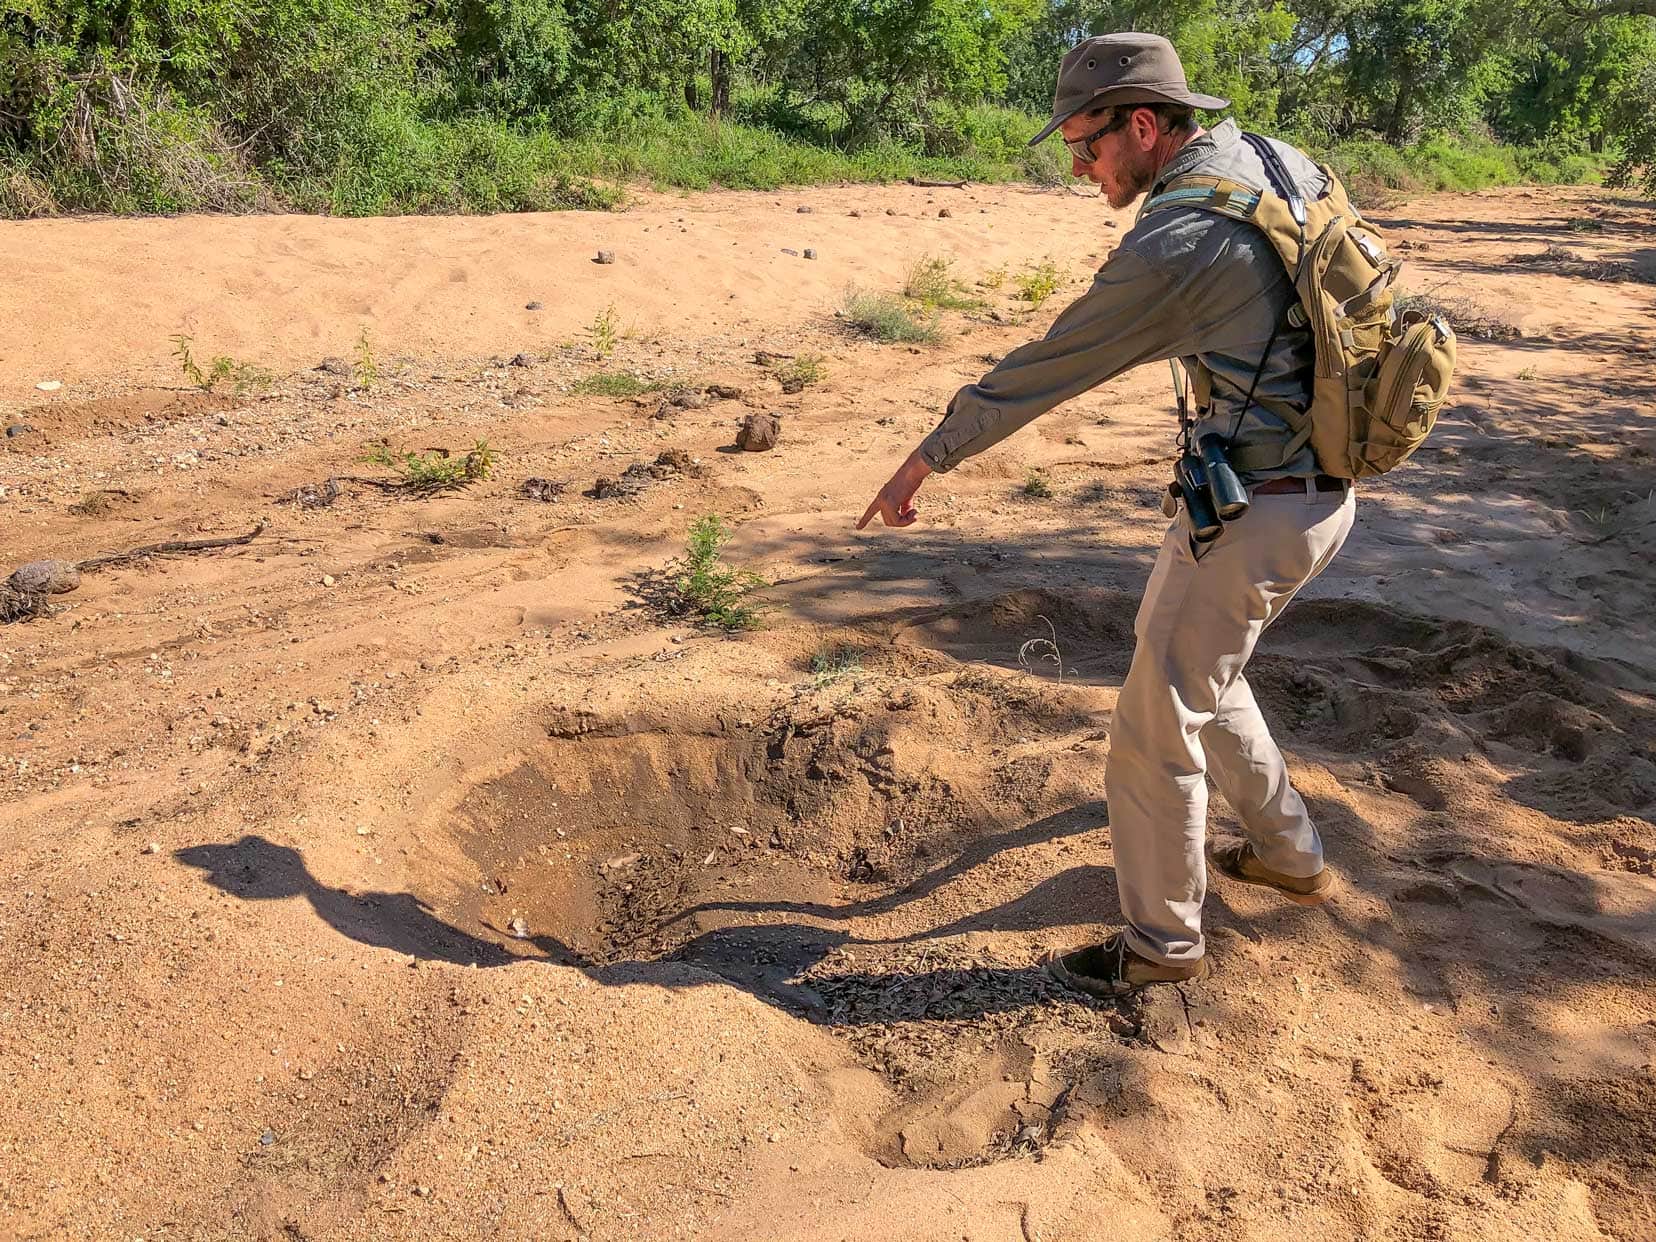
[1102,146,1159,210]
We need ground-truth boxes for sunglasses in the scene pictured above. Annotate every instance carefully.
[1062,109,1131,163]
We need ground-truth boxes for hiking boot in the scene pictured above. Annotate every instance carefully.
[1206,837,1336,906]
[1045,933,1209,998]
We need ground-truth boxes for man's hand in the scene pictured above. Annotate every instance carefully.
[857,449,933,530]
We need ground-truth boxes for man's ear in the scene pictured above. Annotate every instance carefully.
[1130,106,1159,149]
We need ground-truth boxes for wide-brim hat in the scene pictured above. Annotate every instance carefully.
[1029,32,1230,146]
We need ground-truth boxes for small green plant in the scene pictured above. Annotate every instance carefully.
[172,332,272,393]
[1023,469,1054,499]
[776,354,824,392]
[840,287,942,345]
[1016,259,1061,309]
[904,255,981,310]
[362,439,494,490]
[980,264,1008,290]
[572,370,664,398]
[589,303,619,358]
[354,328,379,391]
[1517,366,1539,381]
[675,514,766,630]
[810,645,863,687]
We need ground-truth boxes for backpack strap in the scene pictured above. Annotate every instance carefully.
[1141,175,1262,223]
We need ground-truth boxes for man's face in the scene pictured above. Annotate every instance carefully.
[1061,108,1160,210]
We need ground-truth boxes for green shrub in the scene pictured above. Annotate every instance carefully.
[1016,259,1060,309]
[362,440,494,490]
[904,255,981,310]
[675,515,766,631]
[840,287,942,345]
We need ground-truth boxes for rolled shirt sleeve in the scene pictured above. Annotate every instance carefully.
[919,245,1197,473]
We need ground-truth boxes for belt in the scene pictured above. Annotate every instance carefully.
[1252,474,1348,495]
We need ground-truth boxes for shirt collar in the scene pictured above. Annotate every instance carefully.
[1151,117,1240,195]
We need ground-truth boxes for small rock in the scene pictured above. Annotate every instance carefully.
[796,205,813,214]
[594,250,615,264]
[525,301,543,310]
[885,208,897,216]
[508,917,529,939]
[508,353,534,368]
[258,1129,276,1147]
[705,384,743,400]
[849,210,861,218]
[669,390,708,410]
[143,842,160,855]
[321,574,335,587]
[735,412,781,452]
[316,357,352,377]
[938,208,952,219]
[34,380,61,392]
[803,248,817,260]
[9,561,80,595]
[5,424,34,438]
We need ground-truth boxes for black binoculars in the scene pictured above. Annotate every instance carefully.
[1173,434,1250,543]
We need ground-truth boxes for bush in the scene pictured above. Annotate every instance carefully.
[675,515,766,631]
[840,287,943,345]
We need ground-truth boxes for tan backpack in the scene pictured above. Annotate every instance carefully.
[1142,132,1456,479]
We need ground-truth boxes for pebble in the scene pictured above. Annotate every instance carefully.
[525,301,543,310]
[780,248,799,257]
[938,208,952,218]
[34,380,61,392]
[5,424,33,438]
[321,575,335,587]
[509,917,530,939]
[508,353,534,368]
[803,248,817,260]
[143,842,160,855]
[594,250,615,264]
[259,1129,276,1146]
[796,205,812,213]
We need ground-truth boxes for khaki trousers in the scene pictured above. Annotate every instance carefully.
[1106,484,1356,965]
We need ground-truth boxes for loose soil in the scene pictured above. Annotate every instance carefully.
[2,182,1654,1241]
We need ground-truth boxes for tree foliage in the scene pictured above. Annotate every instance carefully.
[3,0,1653,211]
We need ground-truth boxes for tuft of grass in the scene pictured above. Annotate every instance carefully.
[362,439,494,490]
[1517,366,1539,381]
[904,255,981,311]
[1022,469,1053,499]
[572,370,664,398]
[810,645,863,687]
[675,514,766,630]
[1015,259,1060,309]
[776,354,825,393]
[1393,287,1521,340]
[979,264,1008,290]
[589,303,619,358]
[840,287,942,345]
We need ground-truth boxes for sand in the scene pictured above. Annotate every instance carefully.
[1,180,1653,1241]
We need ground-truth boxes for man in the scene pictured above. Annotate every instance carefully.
[856,32,1355,995]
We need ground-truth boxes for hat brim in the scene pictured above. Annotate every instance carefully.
[1027,87,1231,147]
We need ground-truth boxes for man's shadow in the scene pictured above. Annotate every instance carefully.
[176,836,581,968]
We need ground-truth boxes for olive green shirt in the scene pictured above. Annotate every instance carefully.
[919,119,1325,482]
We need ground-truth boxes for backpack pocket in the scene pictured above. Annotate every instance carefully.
[1358,311,1456,474]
